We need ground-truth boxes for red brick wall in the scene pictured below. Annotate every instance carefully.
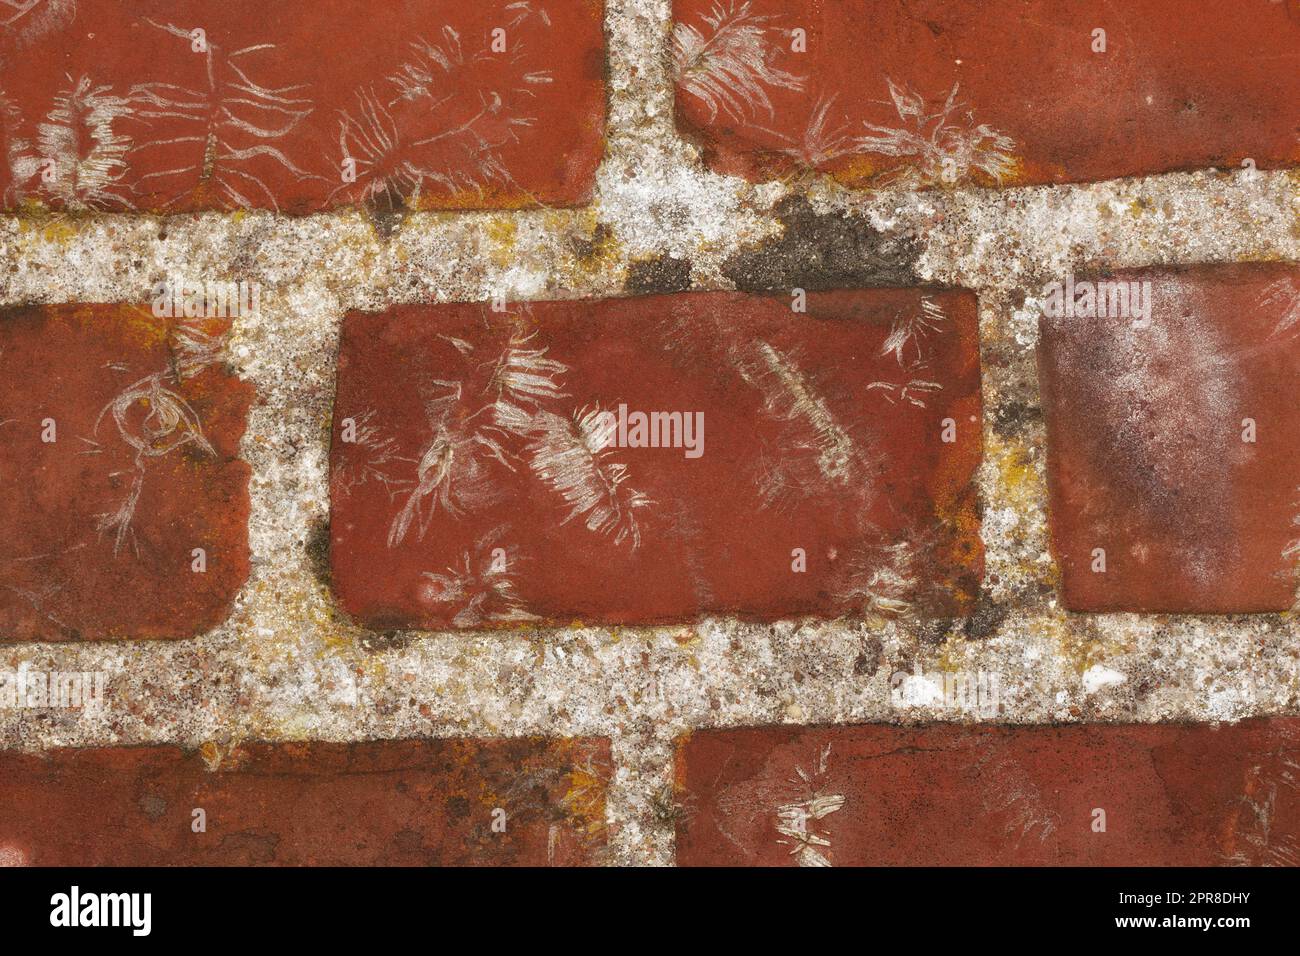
[0,0,1297,867]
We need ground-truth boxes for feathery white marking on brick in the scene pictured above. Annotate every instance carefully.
[775,744,845,867]
[528,404,652,549]
[92,371,214,556]
[857,80,1017,187]
[129,19,319,212]
[672,0,804,123]
[36,75,132,210]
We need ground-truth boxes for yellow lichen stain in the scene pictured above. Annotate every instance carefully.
[275,714,321,739]
[1128,196,1156,218]
[827,151,882,186]
[987,431,1061,589]
[486,217,518,267]
[943,611,1117,682]
[979,153,1028,188]
[198,740,223,771]
[235,573,390,700]
[114,304,170,350]
[934,630,977,676]
[312,609,357,652]
[927,393,984,608]
[411,182,537,212]
[988,431,1043,514]
[563,212,624,281]
[833,152,1030,190]
[37,217,80,244]
[1052,613,1129,676]
[562,763,608,839]
[541,209,570,233]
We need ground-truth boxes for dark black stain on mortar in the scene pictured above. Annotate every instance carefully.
[569,222,616,264]
[305,517,333,591]
[961,594,1009,641]
[624,253,693,295]
[722,196,921,291]
[993,399,1044,440]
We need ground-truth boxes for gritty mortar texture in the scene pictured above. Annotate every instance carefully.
[1,0,1299,866]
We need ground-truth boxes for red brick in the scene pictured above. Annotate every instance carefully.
[675,720,1300,866]
[329,291,983,629]
[672,0,1300,188]
[0,737,610,865]
[1038,264,1300,613]
[0,305,252,641]
[0,0,605,213]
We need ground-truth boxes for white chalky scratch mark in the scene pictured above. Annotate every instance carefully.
[36,75,132,210]
[0,87,38,204]
[92,373,214,556]
[750,341,856,487]
[671,0,804,124]
[528,404,652,550]
[334,20,552,210]
[386,333,567,547]
[881,297,945,367]
[387,414,514,547]
[481,329,568,429]
[775,744,845,867]
[0,843,28,867]
[417,527,538,627]
[856,80,1017,187]
[506,1,552,28]
[664,315,875,513]
[745,93,857,177]
[332,408,410,500]
[172,318,228,379]
[1227,757,1300,866]
[865,377,942,408]
[869,298,947,409]
[831,538,922,617]
[2,579,71,632]
[1260,277,1300,341]
[868,298,945,406]
[0,0,74,48]
[1286,491,1300,567]
[128,19,321,212]
[979,752,1058,852]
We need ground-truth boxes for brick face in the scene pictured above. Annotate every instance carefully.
[329,291,983,629]
[0,0,605,213]
[675,721,1300,866]
[1038,264,1300,613]
[673,0,1300,188]
[0,737,611,865]
[0,305,252,641]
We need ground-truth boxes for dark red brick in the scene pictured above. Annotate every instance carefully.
[673,0,1300,187]
[0,305,252,641]
[329,291,983,629]
[0,737,610,865]
[675,720,1300,866]
[1038,264,1300,613]
[0,0,605,213]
